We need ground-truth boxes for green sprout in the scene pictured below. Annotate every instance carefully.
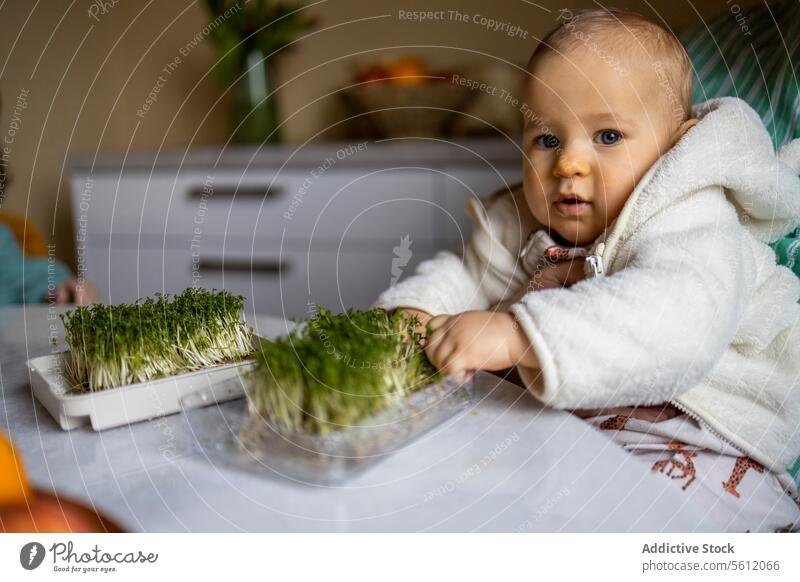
[243,305,440,434]
[59,288,254,392]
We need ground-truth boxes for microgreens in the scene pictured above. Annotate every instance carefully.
[243,305,440,434]
[59,289,253,392]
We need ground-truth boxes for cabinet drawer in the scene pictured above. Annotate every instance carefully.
[85,239,439,318]
[85,245,301,311]
[279,169,440,243]
[73,168,441,245]
[71,170,307,239]
[175,168,441,244]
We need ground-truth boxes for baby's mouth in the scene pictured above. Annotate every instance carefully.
[555,193,592,217]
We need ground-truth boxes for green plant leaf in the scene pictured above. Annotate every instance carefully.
[244,305,441,434]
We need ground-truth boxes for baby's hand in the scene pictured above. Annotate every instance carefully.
[424,311,537,376]
[52,278,100,305]
[395,308,433,342]
[398,307,432,326]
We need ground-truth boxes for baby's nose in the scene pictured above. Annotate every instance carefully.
[553,153,591,178]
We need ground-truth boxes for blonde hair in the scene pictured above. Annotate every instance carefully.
[528,8,693,123]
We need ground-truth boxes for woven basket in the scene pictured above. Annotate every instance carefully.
[342,84,473,138]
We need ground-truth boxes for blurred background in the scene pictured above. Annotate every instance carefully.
[6,0,800,535]
[0,0,765,316]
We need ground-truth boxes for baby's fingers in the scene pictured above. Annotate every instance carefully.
[54,283,70,304]
[425,340,458,374]
[426,314,451,331]
[422,315,450,346]
[424,334,467,376]
[435,349,471,378]
[423,326,450,362]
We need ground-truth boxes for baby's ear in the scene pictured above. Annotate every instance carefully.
[671,118,699,148]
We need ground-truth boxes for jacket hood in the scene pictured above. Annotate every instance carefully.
[626,97,800,244]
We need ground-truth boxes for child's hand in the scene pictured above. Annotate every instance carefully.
[396,307,433,341]
[52,278,100,306]
[424,311,538,376]
[398,307,432,326]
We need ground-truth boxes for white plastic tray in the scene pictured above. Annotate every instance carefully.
[28,352,256,431]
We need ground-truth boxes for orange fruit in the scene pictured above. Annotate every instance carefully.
[387,56,428,86]
[356,65,390,85]
[0,433,123,533]
[0,432,33,507]
[0,495,100,533]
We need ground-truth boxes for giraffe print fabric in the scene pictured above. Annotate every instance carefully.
[586,410,800,532]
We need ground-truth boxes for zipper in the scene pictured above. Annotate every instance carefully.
[668,398,744,454]
[584,242,606,278]
[518,231,536,261]
[586,156,667,277]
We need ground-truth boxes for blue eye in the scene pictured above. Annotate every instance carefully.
[596,130,622,145]
[535,134,560,149]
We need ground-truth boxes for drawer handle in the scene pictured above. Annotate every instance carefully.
[196,258,290,274]
[187,185,284,200]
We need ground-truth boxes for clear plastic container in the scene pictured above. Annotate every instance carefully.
[188,373,474,485]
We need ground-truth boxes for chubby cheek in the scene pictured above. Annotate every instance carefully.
[595,161,638,220]
[522,160,552,223]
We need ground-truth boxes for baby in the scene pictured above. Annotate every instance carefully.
[374,9,800,531]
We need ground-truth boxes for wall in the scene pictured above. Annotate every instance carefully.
[0,0,757,268]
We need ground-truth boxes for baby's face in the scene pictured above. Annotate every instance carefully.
[522,46,680,246]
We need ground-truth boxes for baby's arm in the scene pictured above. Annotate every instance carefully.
[425,190,752,410]
[423,257,588,374]
[510,192,752,410]
[373,191,528,319]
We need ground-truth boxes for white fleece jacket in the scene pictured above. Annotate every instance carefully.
[374,98,800,472]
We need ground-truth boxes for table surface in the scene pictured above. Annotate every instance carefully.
[0,305,722,532]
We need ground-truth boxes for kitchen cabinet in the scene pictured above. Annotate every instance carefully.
[68,139,521,317]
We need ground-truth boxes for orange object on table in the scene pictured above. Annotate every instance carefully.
[0,431,33,506]
[387,56,428,86]
[0,432,123,533]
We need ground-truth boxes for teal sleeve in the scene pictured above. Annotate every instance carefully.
[0,224,72,304]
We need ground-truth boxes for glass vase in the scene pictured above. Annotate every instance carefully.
[231,48,281,143]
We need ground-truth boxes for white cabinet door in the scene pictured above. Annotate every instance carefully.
[84,244,297,311]
[305,238,438,315]
[70,173,181,239]
[75,162,516,316]
[71,170,309,239]
[268,168,441,244]
[84,246,179,305]
[85,239,440,319]
[74,167,442,243]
